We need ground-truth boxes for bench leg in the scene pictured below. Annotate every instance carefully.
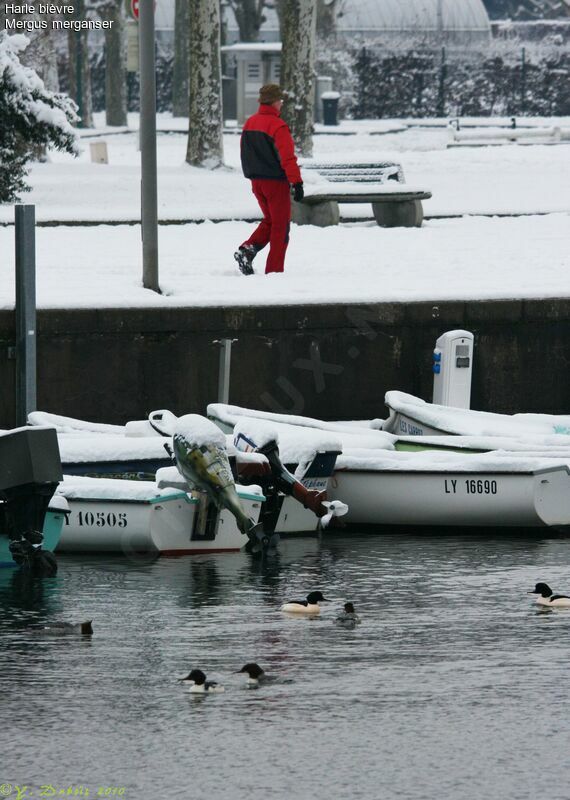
[372,200,424,228]
[291,200,340,227]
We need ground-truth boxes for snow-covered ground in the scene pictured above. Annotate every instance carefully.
[1,114,569,222]
[0,213,568,310]
[0,115,569,310]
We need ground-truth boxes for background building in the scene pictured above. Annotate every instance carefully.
[153,0,492,46]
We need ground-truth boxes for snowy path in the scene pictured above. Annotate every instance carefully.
[0,213,568,310]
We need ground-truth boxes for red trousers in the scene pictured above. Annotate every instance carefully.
[242,179,291,274]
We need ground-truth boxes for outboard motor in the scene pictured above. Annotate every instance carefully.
[234,428,348,528]
[256,439,334,518]
[0,427,62,575]
[171,415,269,553]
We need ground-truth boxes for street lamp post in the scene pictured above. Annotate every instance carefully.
[139,0,160,292]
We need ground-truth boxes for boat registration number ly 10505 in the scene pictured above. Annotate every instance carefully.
[444,478,498,495]
[65,511,129,527]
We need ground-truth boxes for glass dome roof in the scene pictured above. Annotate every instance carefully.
[332,0,491,33]
[158,0,491,40]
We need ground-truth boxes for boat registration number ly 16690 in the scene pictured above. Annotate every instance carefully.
[444,478,498,495]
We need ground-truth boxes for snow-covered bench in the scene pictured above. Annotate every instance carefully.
[292,161,432,228]
[447,119,566,148]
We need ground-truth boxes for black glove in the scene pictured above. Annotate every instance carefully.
[292,182,304,202]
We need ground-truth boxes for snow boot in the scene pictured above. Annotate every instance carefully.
[234,244,257,276]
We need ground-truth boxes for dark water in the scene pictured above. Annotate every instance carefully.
[1,532,570,800]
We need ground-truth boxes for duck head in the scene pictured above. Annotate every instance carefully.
[307,591,330,604]
[528,583,553,597]
[186,669,207,686]
[236,662,265,679]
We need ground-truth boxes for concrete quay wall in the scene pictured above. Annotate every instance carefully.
[1,299,569,428]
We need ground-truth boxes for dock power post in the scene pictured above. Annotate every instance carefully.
[432,330,474,409]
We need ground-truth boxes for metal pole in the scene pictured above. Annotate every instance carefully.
[437,46,446,119]
[217,339,233,404]
[139,0,160,292]
[520,46,526,116]
[15,205,37,427]
[75,0,84,127]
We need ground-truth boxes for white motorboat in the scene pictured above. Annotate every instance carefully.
[56,476,264,554]
[381,391,570,438]
[329,449,570,529]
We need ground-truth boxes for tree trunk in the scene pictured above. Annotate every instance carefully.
[172,0,190,116]
[273,0,285,32]
[40,34,60,92]
[68,0,93,128]
[229,0,266,41]
[316,0,336,38]
[280,0,316,157]
[186,0,224,167]
[99,1,128,126]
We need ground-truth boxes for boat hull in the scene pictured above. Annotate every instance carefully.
[384,410,444,437]
[329,466,570,528]
[273,495,323,534]
[57,490,263,554]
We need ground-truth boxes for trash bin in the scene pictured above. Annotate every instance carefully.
[321,91,340,126]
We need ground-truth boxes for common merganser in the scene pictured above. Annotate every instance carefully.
[35,621,93,635]
[528,582,570,608]
[334,602,361,628]
[280,591,330,614]
[236,663,266,687]
[181,669,225,693]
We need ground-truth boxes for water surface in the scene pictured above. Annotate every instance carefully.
[1,531,569,800]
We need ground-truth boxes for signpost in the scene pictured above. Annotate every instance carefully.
[15,205,37,427]
[126,21,139,72]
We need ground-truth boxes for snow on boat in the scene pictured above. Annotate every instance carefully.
[56,435,173,478]
[329,449,570,529]
[28,410,170,439]
[28,411,127,435]
[27,412,172,476]
[56,476,264,554]
[382,391,570,438]
[207,402,394,446]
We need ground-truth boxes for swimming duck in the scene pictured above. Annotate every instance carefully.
[334,602,361,628]
[35,621,93,635]
[236,663,266,687]
[528,582,570,608]
[181,668,225,693]
[280,591,330,614]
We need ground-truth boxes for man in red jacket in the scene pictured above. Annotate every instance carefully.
[234,84,304,276]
